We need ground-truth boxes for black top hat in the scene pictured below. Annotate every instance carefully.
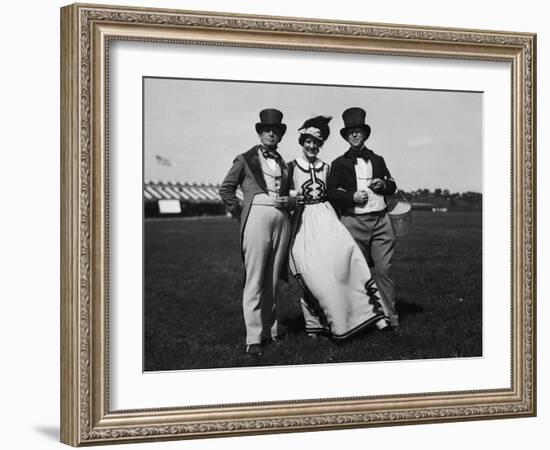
[255,108,287,136]
[340,107,371,140]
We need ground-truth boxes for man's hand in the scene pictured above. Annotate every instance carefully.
[274,196,290,210]
[369,178,386,194]
[353,190,369,204]
[228,203,243,221]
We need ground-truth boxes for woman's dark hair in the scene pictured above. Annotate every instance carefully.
[299,133,324,147]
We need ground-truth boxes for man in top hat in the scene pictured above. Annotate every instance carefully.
[327,107,401,333]
[219,108,294,356]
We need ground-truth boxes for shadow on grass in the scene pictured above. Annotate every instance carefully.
[396,300,424,318]
[279,313,306,336]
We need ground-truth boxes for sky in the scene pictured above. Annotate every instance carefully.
[144,77,482,193]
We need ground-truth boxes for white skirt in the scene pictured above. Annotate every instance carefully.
[289,202,385,339]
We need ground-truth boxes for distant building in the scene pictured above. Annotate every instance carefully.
[144,181,241,217]
[144,182,480,218]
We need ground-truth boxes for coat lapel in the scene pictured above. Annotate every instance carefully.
[342,149,358,190]
[243,146,267,192]
[342,147,380,188]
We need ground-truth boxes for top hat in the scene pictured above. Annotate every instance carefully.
[339,107,371,140]
[255,108,287,136]
[298,115,332,142]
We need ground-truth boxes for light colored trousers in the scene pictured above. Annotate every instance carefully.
[242,205,290,345]
[341,211,399,326]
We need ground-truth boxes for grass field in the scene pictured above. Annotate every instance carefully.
[144,211,482,371]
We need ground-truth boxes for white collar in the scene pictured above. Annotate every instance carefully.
[296,156,324,170]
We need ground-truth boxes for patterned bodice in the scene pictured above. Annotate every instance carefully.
[292,158,329,204]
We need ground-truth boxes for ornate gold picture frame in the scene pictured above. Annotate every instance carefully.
[60,3,536,446]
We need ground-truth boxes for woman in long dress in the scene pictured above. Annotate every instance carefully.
[288,116,389,340]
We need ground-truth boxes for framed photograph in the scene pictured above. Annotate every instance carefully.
[60,3,536,446]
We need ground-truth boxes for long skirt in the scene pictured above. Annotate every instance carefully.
[289,202,386,339]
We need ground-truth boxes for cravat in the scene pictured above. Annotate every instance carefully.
[350,148,370,162]
[261,148,282,161]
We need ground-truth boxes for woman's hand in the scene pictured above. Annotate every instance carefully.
[274,196,290,209]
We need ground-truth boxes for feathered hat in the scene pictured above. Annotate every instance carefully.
[298,115,332,142]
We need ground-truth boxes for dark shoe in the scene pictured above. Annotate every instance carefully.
[270,336,284,345]
[261,336,283,347]
[307,332,331,342]
[246,344,263,357]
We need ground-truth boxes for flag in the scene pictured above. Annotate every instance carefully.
[155,155,171,166]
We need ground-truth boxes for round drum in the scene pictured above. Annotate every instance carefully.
[388,199,412,237]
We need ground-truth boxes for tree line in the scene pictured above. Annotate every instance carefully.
[401,189,482,211]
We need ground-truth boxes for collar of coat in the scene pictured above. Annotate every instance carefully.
[242,145,288,193]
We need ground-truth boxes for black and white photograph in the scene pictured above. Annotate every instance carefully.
[2,0,542,447]
[143,77,483,371]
